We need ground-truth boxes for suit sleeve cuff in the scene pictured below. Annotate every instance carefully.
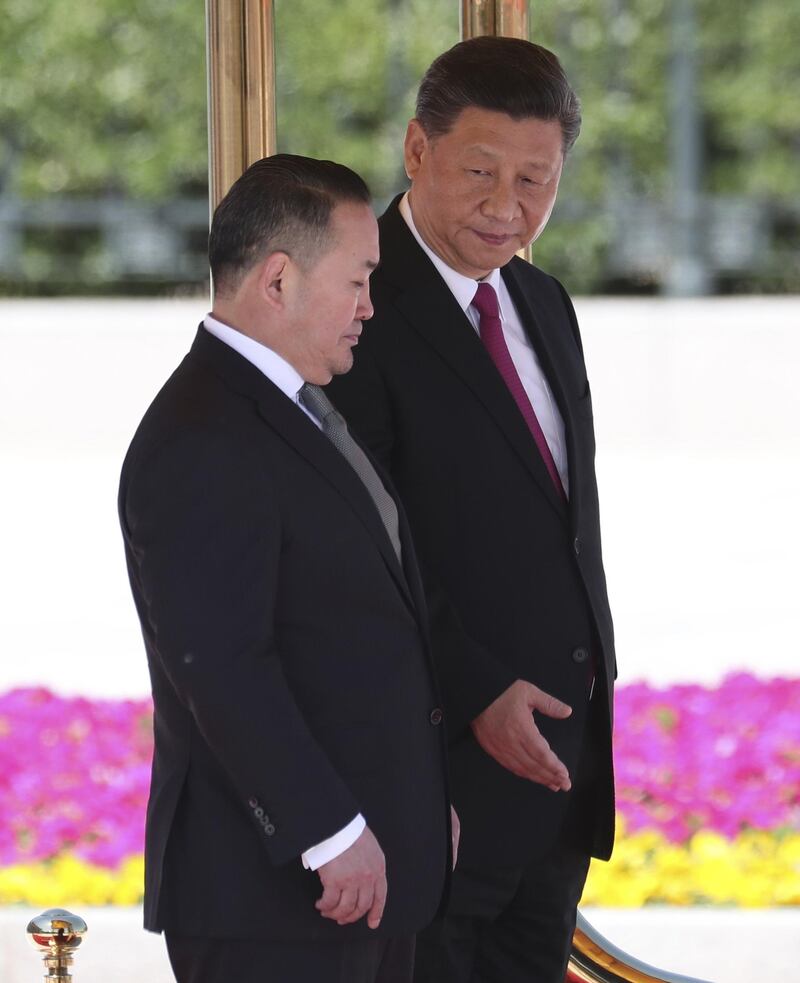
[301,813,366,871]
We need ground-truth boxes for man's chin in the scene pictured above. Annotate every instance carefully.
[461,241,521,275]
[330,353,355,379]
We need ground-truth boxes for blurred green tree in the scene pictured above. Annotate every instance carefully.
[0,1,207,199]
[0,0,797,292]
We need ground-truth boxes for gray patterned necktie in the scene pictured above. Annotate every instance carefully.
[299,383,403,564]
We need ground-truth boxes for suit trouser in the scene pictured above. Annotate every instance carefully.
[165,932,415,983]
[413,689,603,983]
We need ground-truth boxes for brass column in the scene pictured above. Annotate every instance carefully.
[461,0,529,41]
[206,0,277,213]
[205,2,531,214]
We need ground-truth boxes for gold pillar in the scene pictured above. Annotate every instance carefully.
[206,0,277,213]
[461,0,529,41]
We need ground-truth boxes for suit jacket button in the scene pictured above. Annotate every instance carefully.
[248,797,258,809]
[573,537,582,555]
[572,647,589,664]
[264,823,276,836]
[429,708,443,726]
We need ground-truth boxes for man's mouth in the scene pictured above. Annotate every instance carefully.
[473,230,515,247]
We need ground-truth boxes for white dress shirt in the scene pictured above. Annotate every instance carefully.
[202,314,366,870]
[399,194,569,496]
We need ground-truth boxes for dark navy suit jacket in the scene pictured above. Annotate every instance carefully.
[119,326,451,940]
[328,198,616,874]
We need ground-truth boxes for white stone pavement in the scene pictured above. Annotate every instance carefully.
[0,906,798,983]
[1,298,798,980]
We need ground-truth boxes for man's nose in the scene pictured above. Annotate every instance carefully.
[481,182,520,224]
[358,281,374,321]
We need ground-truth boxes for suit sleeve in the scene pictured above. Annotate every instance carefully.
[121,429,360,865]
[328,346,516,737]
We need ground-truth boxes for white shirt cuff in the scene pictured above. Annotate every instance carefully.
[301,814,366,871]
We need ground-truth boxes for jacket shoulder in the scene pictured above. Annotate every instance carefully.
[506,257,584,355]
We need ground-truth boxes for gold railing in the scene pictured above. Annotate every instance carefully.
[568,912,713,983]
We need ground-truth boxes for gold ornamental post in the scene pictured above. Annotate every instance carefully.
[27,909,87,982]
[206,0,277,213]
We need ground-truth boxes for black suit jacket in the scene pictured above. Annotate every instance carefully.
[327,198,616,869]
[119,326,450,941]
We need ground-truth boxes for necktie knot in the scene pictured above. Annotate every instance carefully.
[471,282,500,321]
[299,383,337,425]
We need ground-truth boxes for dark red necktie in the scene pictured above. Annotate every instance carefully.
[471,282,566,502]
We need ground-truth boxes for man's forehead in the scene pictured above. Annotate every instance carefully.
[328,203,378,250]
[435,110,564,166]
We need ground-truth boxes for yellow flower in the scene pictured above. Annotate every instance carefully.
[0,855,144,906]
[582,826,800,907]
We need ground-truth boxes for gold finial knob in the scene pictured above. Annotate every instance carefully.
[27,909,88,981]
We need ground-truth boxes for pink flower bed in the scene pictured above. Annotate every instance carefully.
[0,673,798,869]
[0,688,151,867]
[614,673,800,840]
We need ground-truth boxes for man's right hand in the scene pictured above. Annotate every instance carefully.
[315,825,387,929]
[470,679,573,791]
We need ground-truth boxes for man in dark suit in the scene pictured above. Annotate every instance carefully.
[119,155,454,983]
[327,37,616,983]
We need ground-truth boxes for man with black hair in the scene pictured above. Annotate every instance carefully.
[328,37,616,983]
[119,154,453,983]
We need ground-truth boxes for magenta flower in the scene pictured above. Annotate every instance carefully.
[1,673,798,869]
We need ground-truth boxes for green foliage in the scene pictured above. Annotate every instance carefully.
[702,1,800,196]
[0,0,207,199]
[275,0,458,202]
[1,0,798,292]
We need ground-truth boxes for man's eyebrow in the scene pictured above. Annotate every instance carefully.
[463,144,499,159]
[464,145,552,171]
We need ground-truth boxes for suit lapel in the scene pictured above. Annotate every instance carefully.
[379,202,568,523]
[189,328,415,611]
[502,260,583,525]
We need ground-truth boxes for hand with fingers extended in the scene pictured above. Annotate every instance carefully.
[470,679,573,791]
[315,825,387,929]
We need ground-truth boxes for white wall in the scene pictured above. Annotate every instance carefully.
[1,297,798,696]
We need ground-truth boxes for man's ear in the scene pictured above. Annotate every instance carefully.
[256,251,292,310]
[403,119,429,181]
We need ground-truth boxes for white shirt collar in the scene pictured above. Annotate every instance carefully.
[202,314,305,404]
[398,191,504,316]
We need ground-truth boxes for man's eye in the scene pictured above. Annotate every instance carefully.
[468,169,490,177]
